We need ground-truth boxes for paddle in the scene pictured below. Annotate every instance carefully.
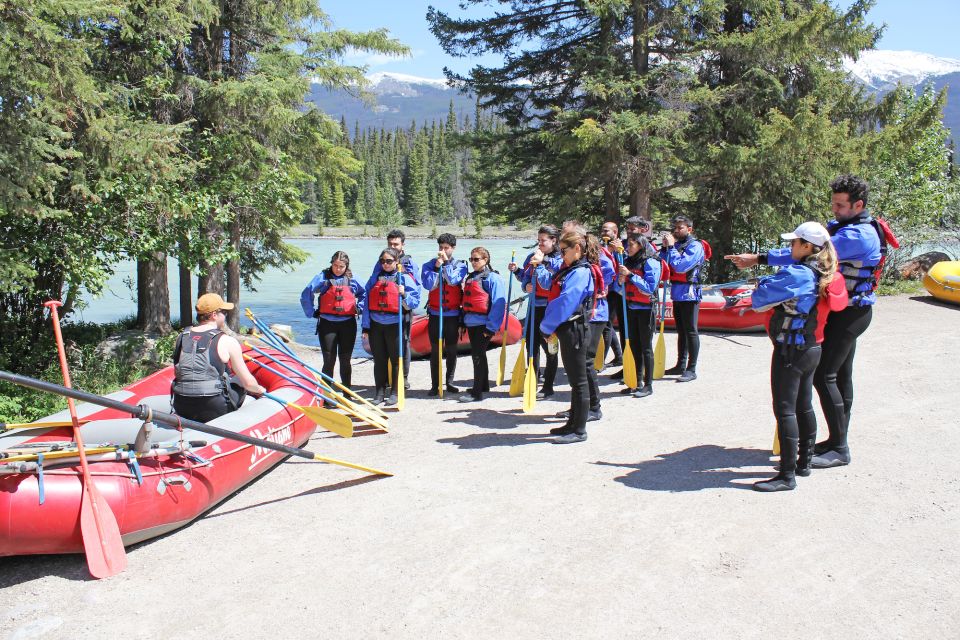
[396,278,405,410]
[772,426,780,455]
[653,283,666,379]
[1,419,90,431]
[496,250,516,387]
[243,343,388,431]
[522,287,537,414]
[242,354,354,438]
[0,369,391,476]
[44,300,127,579]
[437,263,445,399]
[594,335,605,371]
[616,252,638,390]
[244,309,388,420]
[509,293,530,397]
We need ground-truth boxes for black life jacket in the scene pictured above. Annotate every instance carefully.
[768,262,821,366]
[172,329,229,397]
[830,213,899,297]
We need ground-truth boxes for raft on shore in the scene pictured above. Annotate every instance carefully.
[922,261,960,305]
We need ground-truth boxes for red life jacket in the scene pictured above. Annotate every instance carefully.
[318,280,357,316]
[668,238,712,284]
[370,277,401,314]
[623,255,669,304]
[461,272,492,314]
[427,267,464,312]
[530,251,560,299]
[546,261,605,320]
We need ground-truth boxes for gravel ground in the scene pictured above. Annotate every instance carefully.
[2,294,958,639]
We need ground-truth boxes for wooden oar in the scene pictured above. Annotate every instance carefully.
[509,297,529,397]
[772,426,780,455]
[653,283,666,379]
[616,252,638,390]
[396,282,406,410]
[242,355,354,438]
[522,288,537,414]
[496,250,516,387]
[1,419,90,431]
[244,309,388,419]
[0,369,392,476]
[44,300,127,579]
[594,335,605,371]
[243,343,388,432]
[1,446,119,465]
[437,267,445,399]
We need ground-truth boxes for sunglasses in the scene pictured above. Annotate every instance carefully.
[560,245,574,254]
[469,257,485,262]
[380,258,396,264]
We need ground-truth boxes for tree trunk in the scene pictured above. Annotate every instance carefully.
[629,171,651,219]
[136,252,172,334]
[604,178,620,223]
[226,220,241,332]
[179,261,193,327]
[197,262,225,297]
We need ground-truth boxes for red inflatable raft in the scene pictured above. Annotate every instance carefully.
[362,312,523,358]
[0,346,317,557]
[662,287,766,332]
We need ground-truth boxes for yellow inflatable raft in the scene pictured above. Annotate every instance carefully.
[922,260,960,305]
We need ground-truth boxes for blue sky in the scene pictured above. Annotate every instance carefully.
[319,0,960,79]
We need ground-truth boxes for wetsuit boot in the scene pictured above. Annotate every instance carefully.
[754,436,798,492]
[796,410,817,477]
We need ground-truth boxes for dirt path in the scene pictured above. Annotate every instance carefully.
[2,295,958,639]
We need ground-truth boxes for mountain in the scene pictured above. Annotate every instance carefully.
[843,49,960,138]
[307,72,476,133]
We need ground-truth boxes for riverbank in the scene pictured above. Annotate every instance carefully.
[2,294,958,638]
[284,222,538,240]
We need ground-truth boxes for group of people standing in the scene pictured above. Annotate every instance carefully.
[294,173,891,490]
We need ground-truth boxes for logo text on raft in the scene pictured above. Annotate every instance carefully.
[249,425,293,464]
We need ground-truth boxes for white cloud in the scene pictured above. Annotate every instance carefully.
[342,47,423,69]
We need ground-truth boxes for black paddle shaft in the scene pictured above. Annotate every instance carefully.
[0,370,317,462]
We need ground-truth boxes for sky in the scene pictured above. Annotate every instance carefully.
[318,0,960,79]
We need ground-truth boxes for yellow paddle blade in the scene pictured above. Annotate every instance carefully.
[772,426,780,455]
[0,419,90,431]
[294,403,354,438]
[1,446,118,464]
[594,335,605,371]
[322,387,389,431]
[387,359,392,386]
[311,370,388,419]
[496,332,507,386]
[312,453,392,476]
[437,339,444,398]
[522,357,537,414]
[509,339,526,397]
[622,339,639,390]
[653,324,666,380]
[397,367,406,410]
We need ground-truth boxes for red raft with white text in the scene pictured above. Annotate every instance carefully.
[0,346,317,557]
[362,311,524,358]
[662,286,767,332]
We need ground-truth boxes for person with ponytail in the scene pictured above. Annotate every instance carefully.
[300,251,365,396]
[459,247,507,402]
[539,229,605,444]
[745,222,847,492]
[362,248,420,406]
[508,224,563,398]
[617,234,663,398]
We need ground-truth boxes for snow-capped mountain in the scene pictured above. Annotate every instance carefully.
[843,49,960,92]
[365,71,451,93]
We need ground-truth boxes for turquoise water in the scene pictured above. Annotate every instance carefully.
[76,238,535,352]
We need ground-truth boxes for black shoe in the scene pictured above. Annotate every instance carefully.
[384,393,398,407]
[372,390,385,406]
[664,365,685,376]
[813,440,832,455]
[404,379,411,390]
[619,387,634,395]
[555,409,570,419]
[554,432,587,444]
[587,408,602,422]
[323,400,337,409]
[609,369,623,380]
[633,385,653,398]
[427,387,439,397]
[536,388,554,399]
[446,383,460,394]
[752,475,797,492]
[677,370,697,382]
[607,358,623,367]
[549,425,574,435]
[810,449,850,469]
[458,393,481,403]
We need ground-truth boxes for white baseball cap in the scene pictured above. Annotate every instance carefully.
[781,221,830,247]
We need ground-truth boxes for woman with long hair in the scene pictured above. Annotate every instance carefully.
[748,222,847,491]
[300,251,365,396]
[362,248,420,406]
[618,234,663,398]
[459,246,507,402]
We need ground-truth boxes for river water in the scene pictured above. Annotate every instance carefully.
[75,238,534,355]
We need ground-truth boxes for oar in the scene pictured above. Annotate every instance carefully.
[1,419,90,431]
[1,446,120,465]
[772,426,780,455]
[437,266,445,399]
[617,252,638,390]
[701,278,753,291]
[653,283,666,379]
[0,369,391,476]
[243,343,388,431]
[594,335,605,371]
[522,287,537,413]
[244,308,388,419]
[396,280,405,410]
[509,293,530,397]
[496,250,516,386]
[242,354,354,438]
[44,300,127,579]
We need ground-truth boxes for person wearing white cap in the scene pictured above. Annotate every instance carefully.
[744,222,847,491]
[171,293,266,422]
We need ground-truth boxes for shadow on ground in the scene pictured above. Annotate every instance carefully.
[595,444,773,492]
[437,432,559,449]
[435,407,546,430]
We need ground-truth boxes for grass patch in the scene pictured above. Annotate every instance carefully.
[877,279,926,296]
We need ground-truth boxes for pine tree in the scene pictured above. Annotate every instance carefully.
[329,181,348,227]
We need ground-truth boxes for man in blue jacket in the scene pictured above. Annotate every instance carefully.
[660,215,707,382]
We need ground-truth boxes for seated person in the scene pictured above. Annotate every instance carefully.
[172,293,266,422]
